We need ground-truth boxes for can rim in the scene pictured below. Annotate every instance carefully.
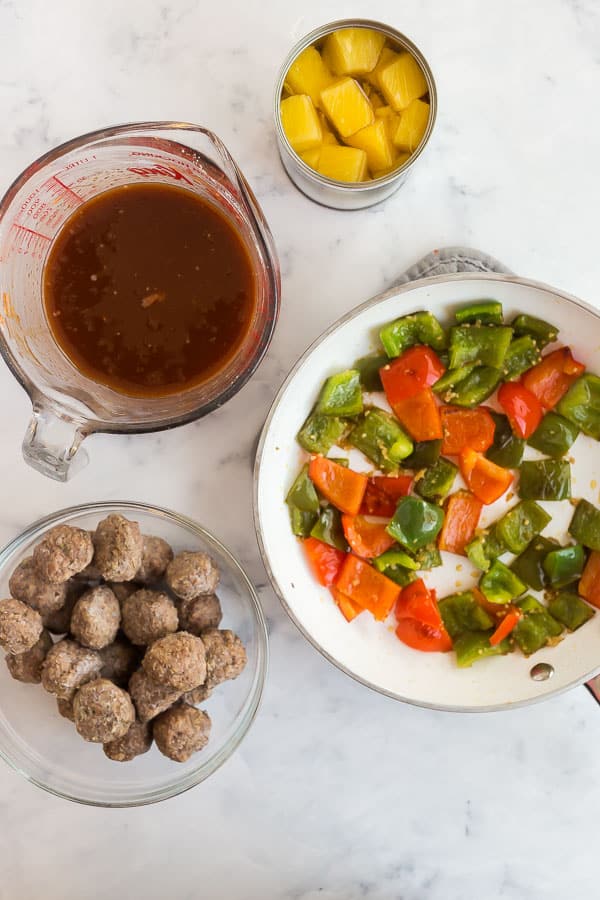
[273,18,438,192]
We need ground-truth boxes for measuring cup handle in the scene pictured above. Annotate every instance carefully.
[22,403,89,482]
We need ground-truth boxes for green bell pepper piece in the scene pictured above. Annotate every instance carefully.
[495,500,551,554]
[415,458,458,502]
[466,528,507,571]
[353,354,387,392]
[513,595,563,655]
[289,508,318,537]
[445,366,502,408]
[542,543,585,588]
[413,543,442,570]
[454,630,512,668]
[286,464,320,513]
[379,311,447,358]
[510,536,558,591]
[387,496,444,552]
[568,499,600,550]
[512,314,558,348]
[448,324,513,369]
[310,506,348,551]
[403,439,442,470]
[486,412,525,469]
[348,408,413,472]
[454,300,503,326]
[438,591,495,638]
[528,412,579,458]
[502,335,542,381]
[328,457,349,467]
[373,550,418,586]
[479,560,526,604]
[297,413,347,455]
[518,459,571,501]
[432,363,478,397]
[315,369,363,417]
[547,591,595,631]
[557,374,600,440]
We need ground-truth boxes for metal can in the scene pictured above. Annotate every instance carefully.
[274,19,437,210]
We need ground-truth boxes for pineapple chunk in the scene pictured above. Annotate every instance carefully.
[280,94,323,153]
[300,148,321,169]
[379,52,427,111]
[374,105,401,142]
[317,145,368,182]
[320,77,374,138]
[365,47,398,88]
[392,98,430,151]
[323,27,386,76]
[346,119,393,173]
[285,46,333,108]
[318,112,339,145]
[368,90,386,110]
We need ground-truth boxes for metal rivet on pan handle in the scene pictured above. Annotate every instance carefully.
[530,662,554,681]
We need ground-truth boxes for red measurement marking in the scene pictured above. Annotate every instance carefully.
[52,175,83,201]
[12,223,51,240]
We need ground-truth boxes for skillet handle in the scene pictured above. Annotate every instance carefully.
[585,676,600,705]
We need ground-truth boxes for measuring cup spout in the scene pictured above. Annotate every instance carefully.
[22,401,90,482]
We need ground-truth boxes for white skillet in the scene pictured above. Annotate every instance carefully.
[254,273,600,711]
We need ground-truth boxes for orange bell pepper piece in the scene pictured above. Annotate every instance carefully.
[579,550,600,608]
[308,456,367,515]
[359,474,413,517]
[459,448,514,505]
[440,406,496,455]
[390,387,442,442]
[303,537,346,586]
[380,346,445,403]
[330,586,364,622]
[335,554,400,621]
[341,514,396,559]
[438,490,483,555]
[489,607,522,645]
[522,348,585,410]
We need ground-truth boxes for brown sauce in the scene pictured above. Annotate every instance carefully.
[43,182,256,397]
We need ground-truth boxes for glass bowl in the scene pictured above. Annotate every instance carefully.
[0,501,268,807]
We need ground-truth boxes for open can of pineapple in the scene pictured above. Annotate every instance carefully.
[274,19,437,210]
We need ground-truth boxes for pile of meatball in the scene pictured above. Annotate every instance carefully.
[0,514,246,763]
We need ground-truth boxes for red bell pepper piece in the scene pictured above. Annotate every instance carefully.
[438,490,483,555]
[489,607,522,645]
[359,474,413,517]
[459,448,514,505]
[394,578,444,629]
[335,554,400,621]
[330,586,364,622]
[303,537,345,586]
[380,346,445,403]
[341,514,396,559]
[522,348,585,410]
[390,387,442,442]
[497,382,543,439]
[395,618,453,652]
[440,406,496,455]
[308,456,368,516]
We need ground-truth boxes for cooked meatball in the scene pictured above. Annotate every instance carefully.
[0,598,43,654]
[41,638,102,701]
[73,678,135,743]
[33,525,94,584]
[128,668,182,723]
[142,632,206,691]
[99,638,140,687]
[73,533,103,580]
[121,589,178,646]
[177,593,222,635]
[57,696,75,722]
[136,535,174,585]
[5,629,53,684]
[153,705,211,762]
[202,628,247,689]
[103,719,153,762]
[41,583,82,635]
[108,582,138,605]
[92,514,142,582]
[70,585,120,650]
[9,556,67,615]
[182,683,212,705]
[165,551,219,601]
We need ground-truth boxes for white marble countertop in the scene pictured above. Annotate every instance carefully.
[1,0,600,897]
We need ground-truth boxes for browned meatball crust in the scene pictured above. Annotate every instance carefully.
[103,719,153,762]
[41,583,82,635]
[128,668,182,723]
[41,638,102,700]
[0,598,43,654]
[142,632,206,691]
[70,585,121,650]
[135,536,174,585]
[182,683,212,705]
[108,581,138,605]
[201,628,247,689]
[176,593,222,635]
[153,705,211,762]
[9,557,67,615]
[99,638,140,687]
[73,678,135,743]
[33,525,94,584]
[92,514,142,582]
[121,589,178,646]
[57,696,75,721]
[165,551,219,601]
[5,629,53,684]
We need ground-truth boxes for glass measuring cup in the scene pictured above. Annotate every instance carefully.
[0,122,280,481]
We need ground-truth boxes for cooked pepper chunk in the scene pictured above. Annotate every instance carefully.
[512,314,558,349]
[578,550,600,606]
[466,528,507,572]
[479,560,526,604]
[557,374,600,439]
[518,459,571,501]
[379,311,446,358]
[448,366,502,408]
[308,457,368,515]
[502,335,542,381]
[341,514,395,559]
[380,346,445,403]
[387,496,445,552]
[440,407,496,455]
[315,369,363,417]
[568,499,600,550]
[547,591,595,631]
[522,348,585,410]
[438,491,482,555]
[513,595,563,655]
[498,382,543,439]
[403,439,442,470]
[297,413,348,454]
[289,507,319,538]
[374,548,419,572]
[485,412,525,469]
[390,388,442,442]
[286,464,321,536]
[449,324,513,369]
[415,457,458,502]
[495,500,551,554]
[348,408,413,471]
[353,353,388,391]
[432,363,478,397]
[335,554,401,620]
[302,537,346,586]
[510,536,558,591]
[359,474,412,517]
[311,506,348,551]
[395,617,453,652]
[330,586,364,623]
[489,607,522,645]
[542,543,585,588]
[454,300,503,326]
[395,578,445,629]
[453,630,512,667]
[438,590,494,638]
[527,412,579,458]
[413,543,442,570]
[459,449,514,505]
